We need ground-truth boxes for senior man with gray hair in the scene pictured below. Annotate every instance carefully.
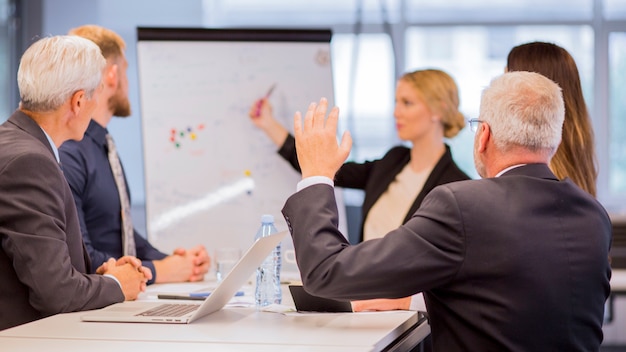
[0,35,151,331]
[281,71,611,351]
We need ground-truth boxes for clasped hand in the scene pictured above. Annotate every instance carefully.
[96,256,151,300]
[154,245,210,283]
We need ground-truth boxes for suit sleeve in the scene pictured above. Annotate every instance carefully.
[282,183,465,300]
[277,133,302,172]
[134,230,167,261]
[0,152,123,315]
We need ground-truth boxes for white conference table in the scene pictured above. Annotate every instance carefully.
[0,282,430,352]
[0,337,375,352]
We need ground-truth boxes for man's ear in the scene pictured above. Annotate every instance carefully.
[477,122,491,153]
[70,90,85,115]
[105,64,118,87]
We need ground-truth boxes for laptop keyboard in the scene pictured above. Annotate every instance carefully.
[136,304,199,317]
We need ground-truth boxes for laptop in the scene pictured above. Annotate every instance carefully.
[81,230,287,324]
[289,285,353,312]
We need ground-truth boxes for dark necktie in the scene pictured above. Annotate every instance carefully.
[105,133,136,257]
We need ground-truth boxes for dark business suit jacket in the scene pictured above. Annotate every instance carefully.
[278,134,470,241]
[282,164,612,351]
[0,111,124,331]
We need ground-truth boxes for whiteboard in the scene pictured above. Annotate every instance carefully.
[136,28,345,279]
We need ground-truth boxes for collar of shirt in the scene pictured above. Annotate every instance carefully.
[84,119,110,150]
[41,128,60,163]
[495,164,526,177]
[296,176,334,192]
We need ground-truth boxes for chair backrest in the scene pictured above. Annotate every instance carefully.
[610,216,626,269]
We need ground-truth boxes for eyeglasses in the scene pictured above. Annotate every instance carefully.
[468,118,484,133]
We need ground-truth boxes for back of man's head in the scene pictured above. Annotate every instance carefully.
[480,71,564,157]
[68,24,126,61]
[18,35,106,112]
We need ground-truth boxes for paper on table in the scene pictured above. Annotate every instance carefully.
[140,282,218,300]
[260,303,297,314]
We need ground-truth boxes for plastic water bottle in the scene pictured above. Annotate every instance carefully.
[255,214,282,308]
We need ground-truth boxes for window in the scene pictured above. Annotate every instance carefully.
[606,0,626,19]
[609,32,626,194]
[405,0,593,22]
[332,33,395,162]
[0,0,11,121]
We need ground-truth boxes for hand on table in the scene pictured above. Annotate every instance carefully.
[154,245,210,283]
[351,297,412,312]
[97,256,152,300]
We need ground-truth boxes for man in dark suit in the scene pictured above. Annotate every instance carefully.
[281,71,612,351]
[0,35,151,331]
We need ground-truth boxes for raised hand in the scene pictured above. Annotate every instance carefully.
[293,97,352,179]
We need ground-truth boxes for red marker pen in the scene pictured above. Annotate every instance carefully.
[255,83,276,117]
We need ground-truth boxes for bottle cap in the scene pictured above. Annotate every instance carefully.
[261,214,274,223]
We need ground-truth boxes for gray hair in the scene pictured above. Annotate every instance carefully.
[17,35,106,112]
[480,71,564,156]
